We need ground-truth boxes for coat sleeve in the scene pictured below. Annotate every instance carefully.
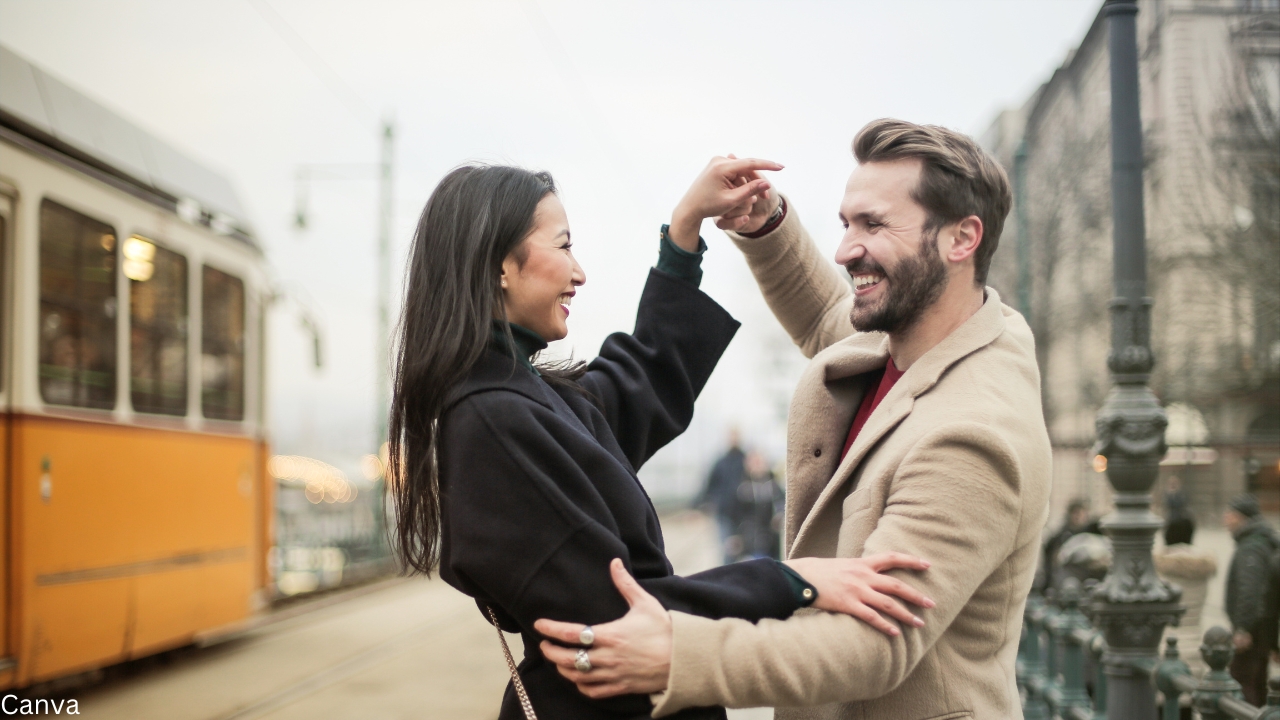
[439,394,798,637]
[725,197,855,359]
[650,422,1027,715]
[577,268,740,471]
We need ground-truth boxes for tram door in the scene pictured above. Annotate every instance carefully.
[0,191,12,670]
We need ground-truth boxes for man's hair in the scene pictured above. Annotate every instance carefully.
[852,119,1012,285]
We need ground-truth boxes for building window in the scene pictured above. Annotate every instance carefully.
[128,237,188,416]
[39,199,117,409]
[202,265,245,421]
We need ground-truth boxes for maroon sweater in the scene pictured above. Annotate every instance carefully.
[841,358,905,461]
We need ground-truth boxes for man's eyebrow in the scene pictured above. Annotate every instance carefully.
[840,210,886,224]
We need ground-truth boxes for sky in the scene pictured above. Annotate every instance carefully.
[0,0,1102,500]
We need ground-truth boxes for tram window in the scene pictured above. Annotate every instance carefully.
[128,237,187,415]
[39,199,117,410]
[202,265,244,421]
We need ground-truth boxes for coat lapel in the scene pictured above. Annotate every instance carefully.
[783,333,887,551]
[787,289,1011,554]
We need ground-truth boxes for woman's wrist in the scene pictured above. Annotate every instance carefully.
[667,206,703,252]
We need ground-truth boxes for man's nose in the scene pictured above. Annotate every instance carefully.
[834,236,867,267]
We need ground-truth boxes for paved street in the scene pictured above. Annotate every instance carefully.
[56,516,1249,720]
[69,511,771,720]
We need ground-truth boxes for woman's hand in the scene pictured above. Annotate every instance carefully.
[786,553,935,637]
[669,156,783,250]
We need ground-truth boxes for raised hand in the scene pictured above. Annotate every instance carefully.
[713,154,782,235]
[669,156,783,250]
[785,552,935,637]
[535,559,672,699]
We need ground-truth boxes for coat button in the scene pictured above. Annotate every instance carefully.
[802,588,814,600]
[813,448,822,457]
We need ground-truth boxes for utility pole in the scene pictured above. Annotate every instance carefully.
[375,120,394,449]
[1013,140,1031,317]
[1088,2,1181,717]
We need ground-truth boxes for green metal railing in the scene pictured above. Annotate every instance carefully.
[1018,577,1280,719]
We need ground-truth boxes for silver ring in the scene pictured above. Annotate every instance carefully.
[574,648,593,673]
[579,626,595,647]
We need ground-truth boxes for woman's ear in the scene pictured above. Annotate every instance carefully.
[499,254,516,290]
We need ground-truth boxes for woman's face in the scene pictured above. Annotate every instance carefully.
[501,194,585,341]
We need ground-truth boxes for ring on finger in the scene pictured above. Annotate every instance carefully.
[575,648,593,673]
[579,625,595,647]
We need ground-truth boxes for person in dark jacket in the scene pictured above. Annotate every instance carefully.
[725,450,785,562]
[696,430,746,564]
[1042,498,1101,592]
[387,163,935,720]
[1223,493,1279,706]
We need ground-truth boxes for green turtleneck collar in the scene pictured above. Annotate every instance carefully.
[490,319,548,376]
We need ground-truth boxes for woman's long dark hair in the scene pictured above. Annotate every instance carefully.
[389,164,580,574]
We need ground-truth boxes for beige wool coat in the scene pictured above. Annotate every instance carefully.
[651,202,1052,720]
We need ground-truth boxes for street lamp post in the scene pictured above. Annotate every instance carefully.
[1088,2,1182,717]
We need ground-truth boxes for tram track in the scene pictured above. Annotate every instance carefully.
[211,602,477,720]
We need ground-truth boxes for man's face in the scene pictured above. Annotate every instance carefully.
[836,159,948,334]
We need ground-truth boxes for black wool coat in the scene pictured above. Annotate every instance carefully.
[438,269,801,720]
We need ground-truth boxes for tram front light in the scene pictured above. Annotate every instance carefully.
[123,236,156,281]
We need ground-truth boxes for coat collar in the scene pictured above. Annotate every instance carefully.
[444,348,557,413]
[789,287,1009,550]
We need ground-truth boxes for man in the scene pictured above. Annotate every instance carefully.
[1223,493,1279,705]
[696,428,747,563]
[537,119,1052,719]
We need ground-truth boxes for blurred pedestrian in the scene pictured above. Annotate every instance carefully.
[1043,498,1100,592]
[696,428,746,564]
[1163,475,1190,523]
[1222,493,1279,705]
[725,450,785,562]
[1154,519,1217,677]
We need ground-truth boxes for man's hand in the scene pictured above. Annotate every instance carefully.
[535,559,672,699]
[786,553,935,637]
[670,156,783,250]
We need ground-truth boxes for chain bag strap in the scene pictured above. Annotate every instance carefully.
[485,606,538,720]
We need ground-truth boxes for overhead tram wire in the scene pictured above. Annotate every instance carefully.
[245,0,376,124]
[243,0,399,452]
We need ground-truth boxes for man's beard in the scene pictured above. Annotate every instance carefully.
[847,230,948,334]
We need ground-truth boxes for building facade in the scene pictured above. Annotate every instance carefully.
[983,0,1280,526]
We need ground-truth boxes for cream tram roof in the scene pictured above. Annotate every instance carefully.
[0,44,257,247]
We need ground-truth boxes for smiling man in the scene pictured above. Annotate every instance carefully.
[536,119,1052,719]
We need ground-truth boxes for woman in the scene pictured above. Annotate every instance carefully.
[389,163,931,719]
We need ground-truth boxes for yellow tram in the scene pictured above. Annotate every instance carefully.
[0,45,272,688]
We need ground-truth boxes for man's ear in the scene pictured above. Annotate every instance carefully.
[945,215,983,265]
